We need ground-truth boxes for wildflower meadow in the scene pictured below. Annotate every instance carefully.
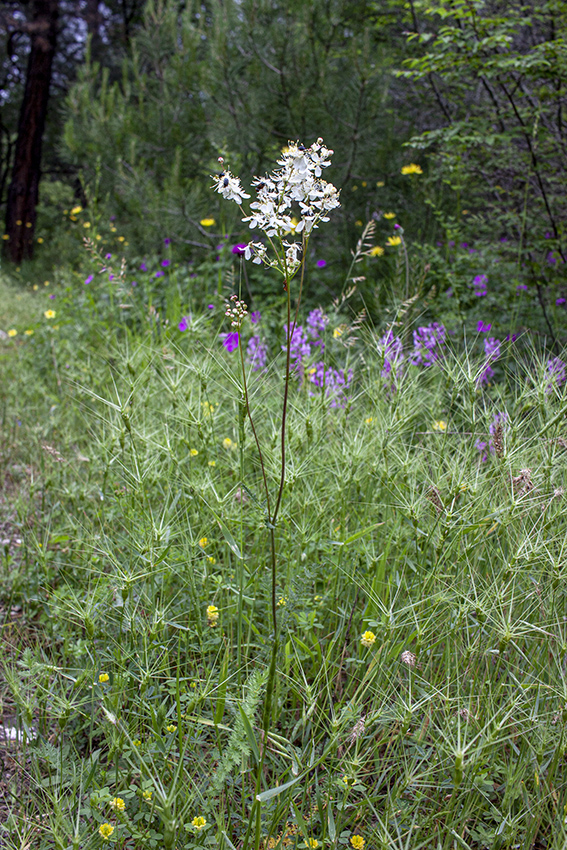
[2,3,567,849]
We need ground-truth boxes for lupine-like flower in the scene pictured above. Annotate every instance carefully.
[378,329,404,377]
[410,323,446,366]
[546,356,566,392]
[306,308,329,340]
[308,362,353,408]
[472,274,488,296]
[246,335,269,371]
[478,336,501,385]
[477,320,491,332]
[222,332,239,352]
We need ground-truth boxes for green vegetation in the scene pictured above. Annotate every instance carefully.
[1,2,567,849]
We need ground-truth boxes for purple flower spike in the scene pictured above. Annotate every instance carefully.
[316,259,327,268]
[246,335,269,371]
[84,274,94,285]
[140,262,147,272]
[250,311,261,324]
[477,321,491,333]
[161,259,171,268]
[232,243,247,255]
[178,317,189,332]
[223,332,239,352]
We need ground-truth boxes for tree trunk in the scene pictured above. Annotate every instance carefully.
[4,0,58,264]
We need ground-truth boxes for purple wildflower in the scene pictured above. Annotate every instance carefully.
[250,311,261,324]
[307,308,329,339]
[308,362,354,408]
[378,329,404,377]
[546,356,566,393]
[223,332,239,352]
[517,284,528,293]
[484,337,501,360]
[472,274,488,296]
[155,271,164,278]
[208,304,214,310]
[410,323,446,366]
[476,412,509,460]
[316,259,327,268]
[556,298,566,305]
[246,335,269,371]
[164,237,171,245]
[232,243,247,255]
[140,263,147,271]
[109,274,114,281]
[105,253,112,260]
[49,294,55,300]
[475,439,489,463]
[477,321,491,333]
[131,281,137,287]
[161,259,171,268]
[84,274,94,285]
[178,317,189,332]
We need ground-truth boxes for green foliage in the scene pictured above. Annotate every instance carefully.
[2,262,567,848]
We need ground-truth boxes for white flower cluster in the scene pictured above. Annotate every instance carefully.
[225,294,248,327]
[211,139,340,272]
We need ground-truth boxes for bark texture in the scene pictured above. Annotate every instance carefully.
[4,0,58,263]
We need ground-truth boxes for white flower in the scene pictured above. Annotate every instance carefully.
[212,170,250,204]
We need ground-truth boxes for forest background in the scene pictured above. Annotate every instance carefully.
[2,0,567,340]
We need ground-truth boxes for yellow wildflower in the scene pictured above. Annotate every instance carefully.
[208,460,216,467]
[44,280,49,286]
[83,221,91,228]
[401,163,423,175]
[70,205,82,215]
[190,449,199,456]
[110,797,125,811]
[192,816,207,830]
[352,185,358,191]
[16,219,22,226]
[223,437,234,449]
[369,245,384,257]
[200,218,216,227]
[386,236,402,247]
[361,181,367,187]
[199,537,208,548]
[142,789,152,801]
[98,672,110,683]
[365,417,374,424]
[376,181,385,187]
[33,284,39,290]
[361,630,376,648]
[207,604,219,626]
[98,823,114,840]
[350,837,364,850]
[307,841,319,849]
[44,309,56,319]
[207,556,216,564]
[433,421,447,432]
[7,329,17,338]
[133,740,142,747]
[117,236,125,241]
[37,237,44,243]
[277,597,287,607]
[24,329,34,336]
[166,724,177,733]
[333,327,343,339]
[2,234,8,240]
[384,212,396,219]
[355,219,363,226]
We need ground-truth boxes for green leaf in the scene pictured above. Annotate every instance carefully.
[214,644,230,726]
[239,705,260,764]
[256,774,302,802]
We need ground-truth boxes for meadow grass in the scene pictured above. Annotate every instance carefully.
[1,278,567,850]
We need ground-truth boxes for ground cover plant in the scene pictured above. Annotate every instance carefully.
[1,137,567,850]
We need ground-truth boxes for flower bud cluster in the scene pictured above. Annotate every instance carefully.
[211,139,340,271]
[225,294,248,327]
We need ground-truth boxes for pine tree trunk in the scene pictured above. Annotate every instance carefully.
[4,0,58,264]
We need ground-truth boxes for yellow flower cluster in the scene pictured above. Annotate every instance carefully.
[401,163,423,175]
[110,797,125,811]
[350,836,365,850]
[98,823,114,840]
[361,630,376,648]
[192,816,207,829]
[207,604,219,627]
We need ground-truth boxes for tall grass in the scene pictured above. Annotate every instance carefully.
[1,280,567,850]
